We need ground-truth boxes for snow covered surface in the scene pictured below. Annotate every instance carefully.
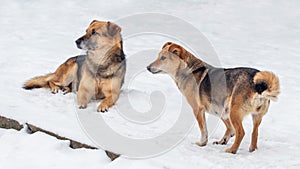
[1,0,300,168]
[0,128,110,169]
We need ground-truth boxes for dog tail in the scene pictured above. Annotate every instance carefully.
[253,71,280,101]
[23,73,54,90]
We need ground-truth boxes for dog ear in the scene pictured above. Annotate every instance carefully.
[107,21,121,36]
[90,20,99,25]
[162,42,173,49]
[169,44,187,60]
[171,48,181,56]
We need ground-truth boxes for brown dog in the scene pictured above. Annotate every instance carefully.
[147,42,280,153]
[24,20,126,112]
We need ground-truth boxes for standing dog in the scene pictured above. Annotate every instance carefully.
[24,20,126,112]
[147,42,280,153]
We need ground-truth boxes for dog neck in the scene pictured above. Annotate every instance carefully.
[84,40,124,75]
[185,51,213,71]
[174,52,210,85]
[87,40,122,58]
[172,67,201,109]
[87,45,115,57]
[174,67,193,86]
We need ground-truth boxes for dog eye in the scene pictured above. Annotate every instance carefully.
[91,29,96,35]
[161,56,166,60]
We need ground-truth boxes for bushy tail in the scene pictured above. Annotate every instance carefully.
[23,73,54,90]
[253,71,280,101]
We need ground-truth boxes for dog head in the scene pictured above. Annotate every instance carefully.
[147,42,189,76]
[75,20,122,50]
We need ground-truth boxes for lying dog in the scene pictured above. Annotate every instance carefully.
[24,20,126,112]
[147,42,280,153]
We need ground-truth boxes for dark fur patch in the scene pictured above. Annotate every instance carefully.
[255,81,268,94]
[199,67,260,106]
[192,66,207,84]
[192,66,206,74]
[22,85,41,90]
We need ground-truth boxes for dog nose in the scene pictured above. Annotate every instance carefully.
[75,39,81,45]
[147,65,152,72]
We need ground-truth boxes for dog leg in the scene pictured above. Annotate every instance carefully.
[195,107,208,147]
[49,81,60,94]
[225,104,245,154]
[77,86,94,109]
[77,76,95,109]
[250,99,269,152]
[97,79,121,112]
[46,57,78,95]
[249,114,263,152]
[213,118,235,145]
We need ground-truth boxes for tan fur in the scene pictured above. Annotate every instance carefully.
[147,42,280,154]
[24,57,78,94]
[253,71,280,101]
[24,73,54,89]
[24,20,126,112]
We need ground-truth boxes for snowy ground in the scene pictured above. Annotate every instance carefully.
[1,0,300,168]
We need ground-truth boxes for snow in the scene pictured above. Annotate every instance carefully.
[1,0,300,168]
[0,128,110,169]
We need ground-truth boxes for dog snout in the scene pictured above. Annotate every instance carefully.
[75,38,82,49]
[147,65,161,74]
[75,39,81,45]
[147,65,152,72]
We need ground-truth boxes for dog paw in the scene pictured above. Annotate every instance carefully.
[213,138,228,145]
[249,145,257,152]
[97,99,114,113]
[97,102,109,113]
[62,87,71,95]
[51,86,60,94]
[225,147,237,154]
[196,141,207,147]
[213,141,224,145]
[79,105,87,109]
